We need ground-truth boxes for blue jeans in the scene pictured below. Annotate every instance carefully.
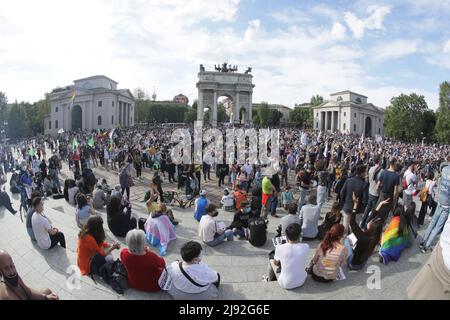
[317,186,327,212]
[422,204,450,249]
[344,238,365,271]
[233,227,246,238]
[297,188,308,214]
[270,197,278,215]
[205,230,234,247]
[27,228,36,242]
[50,169,62,193]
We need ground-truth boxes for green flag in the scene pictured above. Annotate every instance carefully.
[88,137,95,147]
[72,138,79,150]
[28,146,35,157]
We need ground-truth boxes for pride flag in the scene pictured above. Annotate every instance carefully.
[88,136,95,147]
[28,146,35,157]
[379,216,409,264]
[72,138,79,150]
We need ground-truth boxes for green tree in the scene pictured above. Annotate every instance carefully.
[0,91,7,132]
[185,101,198,123]
[290,107,313,128]
[268,109,283,126]
[385,93,431,142]
[257,102,270,126]
[217,103,229,123]
[7,102,30,139]
[435,82,450,144]
[310,95,324,107]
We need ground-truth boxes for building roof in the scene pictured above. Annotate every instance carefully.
[313,101,385,113]
[73,75,118,84]
[330,90,368,98]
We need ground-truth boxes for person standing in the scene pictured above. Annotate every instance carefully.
[360,156,383,229]
[403,161,418,209]
[372,157,400,223]
[339,165,369,235]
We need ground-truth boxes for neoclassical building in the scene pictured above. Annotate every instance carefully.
[313,90,385,137]
[44,75,134,135]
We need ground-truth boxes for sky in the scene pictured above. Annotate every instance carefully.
[0,0,449,110]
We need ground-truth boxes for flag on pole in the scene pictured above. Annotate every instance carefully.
[109,128,115,140]
[28,146,35,157]
[88,136,95,147]
[72,138,79,150]
[317,131,322,143]
[358,132,364,150]
[69,89,76,110]
[323,141,328,157]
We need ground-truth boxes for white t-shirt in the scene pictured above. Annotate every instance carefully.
[403,169,417,195]
[440,213,450,271]
[221,195,234,207]
[68,186,79,205]
[274,242,309,289]
[169,261,219,294]
[32,212,52,250]
[198,215,217,243]
[299,204,320,239]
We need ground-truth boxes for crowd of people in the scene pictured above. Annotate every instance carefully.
[0,124,449,300]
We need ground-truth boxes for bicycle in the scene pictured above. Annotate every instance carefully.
[18,185,29,223]
[162,191,196,209]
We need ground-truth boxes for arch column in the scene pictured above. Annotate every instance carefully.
[247,92,253,124]
[234,91,240,125]
[197,90,204,123]
[211,90,217,127]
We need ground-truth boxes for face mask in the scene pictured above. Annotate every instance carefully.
[3,273,19,287]
[245,207,252,213]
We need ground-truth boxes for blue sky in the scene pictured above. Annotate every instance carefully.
[0,0,449,110]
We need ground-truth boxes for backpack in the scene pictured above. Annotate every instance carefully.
[420,187,429,203]
[248,218,267,247]
[89,254,128,294]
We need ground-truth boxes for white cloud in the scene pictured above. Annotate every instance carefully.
[372,39,420,61]
[331,22,347,40]
[0,0,443,114]
[444,40,450,54]
[344,5,391,39]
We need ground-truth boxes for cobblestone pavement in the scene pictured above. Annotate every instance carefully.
[0,152,433,300]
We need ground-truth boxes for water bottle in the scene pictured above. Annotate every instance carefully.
[438,162,450,207]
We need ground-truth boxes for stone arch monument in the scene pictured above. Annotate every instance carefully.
[197,63,255,127]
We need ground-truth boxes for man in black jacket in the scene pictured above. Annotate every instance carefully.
[340,164,368,235]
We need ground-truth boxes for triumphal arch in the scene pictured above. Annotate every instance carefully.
[196,63,255,127]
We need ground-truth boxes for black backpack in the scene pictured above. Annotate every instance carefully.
[90,254,128,294]
[248,218,267,247]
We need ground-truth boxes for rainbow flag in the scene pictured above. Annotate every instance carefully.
[379,216,410,264]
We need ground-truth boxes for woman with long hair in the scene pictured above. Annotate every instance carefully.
[344,194,385,270]
[309,224,347,282]
[317,202,342,240]
[75,193,95,229]
[77,216,120,275]
[107,196,145,238]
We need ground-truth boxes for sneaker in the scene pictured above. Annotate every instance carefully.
[261,275,269,282]
[276,266,281,274]
[420,248,427,254]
